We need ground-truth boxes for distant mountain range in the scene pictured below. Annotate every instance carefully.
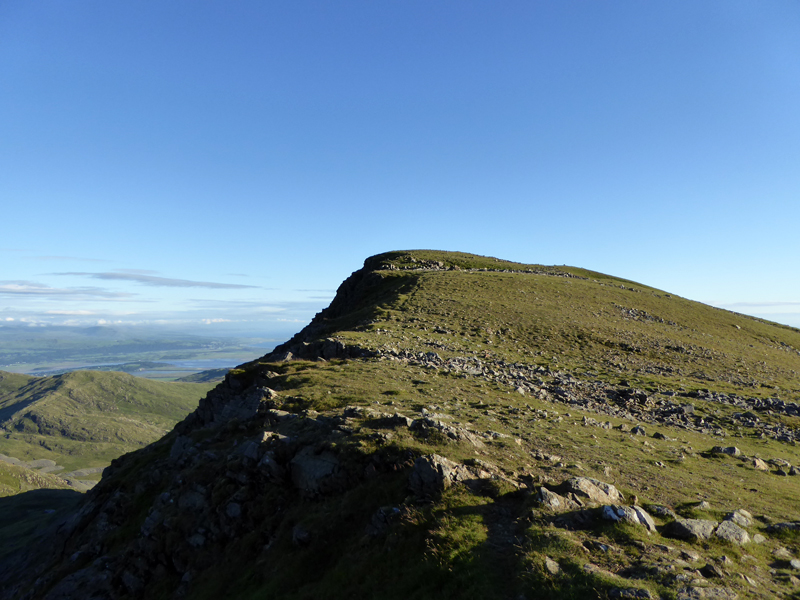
[0,324,271,379]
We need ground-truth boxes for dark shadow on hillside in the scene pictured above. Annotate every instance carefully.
[0,489,83,560]
[0,390,47,423]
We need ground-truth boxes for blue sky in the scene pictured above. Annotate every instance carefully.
[1,1,799,337]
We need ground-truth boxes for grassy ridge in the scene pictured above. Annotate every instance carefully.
[332,250,800,398]
[0,370,215,472]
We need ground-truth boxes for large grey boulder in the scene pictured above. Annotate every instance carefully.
[602,505,657,532]
[664,518,719,541]
[724,509,752,528]
[711,446,741,457]
[556,477,624,505]
[714,520,750,545]
[536,487,578,511]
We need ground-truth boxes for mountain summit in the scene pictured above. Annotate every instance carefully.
[3,251,800,599]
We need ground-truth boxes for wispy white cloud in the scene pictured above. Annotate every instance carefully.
[201,318,232,324]
[0,281,134,298]
[114,268,159,275]
[56,272,258,289]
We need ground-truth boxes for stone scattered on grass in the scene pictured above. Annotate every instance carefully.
[544,556,560,575]
[664,518,719,541]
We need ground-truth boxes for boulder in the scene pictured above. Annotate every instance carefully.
[663,518,719,541]
[711,446,741,457]
[602,505,657,532]
[409,454,466,501]
[700,563,725,578]
[714,521,750,545]
[536,487,578,511]
[556,477,624,505]
[724,510,752,528]
[751,458,770,471]
[544,556,560,575]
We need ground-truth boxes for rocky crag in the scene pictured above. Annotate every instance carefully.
[2,250,800,600]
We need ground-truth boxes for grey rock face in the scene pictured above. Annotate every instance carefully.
[663,518,719,541]
[290,447,340,495]
[170,436,194,460]
[408,454,467,501]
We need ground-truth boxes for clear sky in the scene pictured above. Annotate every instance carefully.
[2,1,799,338]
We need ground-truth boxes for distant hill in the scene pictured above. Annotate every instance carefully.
[0,461,71,497]
[3,251,800,600]
[175,368,229,383]
[0,370,215,474]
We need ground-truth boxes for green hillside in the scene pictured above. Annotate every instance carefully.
[2,251,799,600]
[0,462,71,497]
[0,370,215,473]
